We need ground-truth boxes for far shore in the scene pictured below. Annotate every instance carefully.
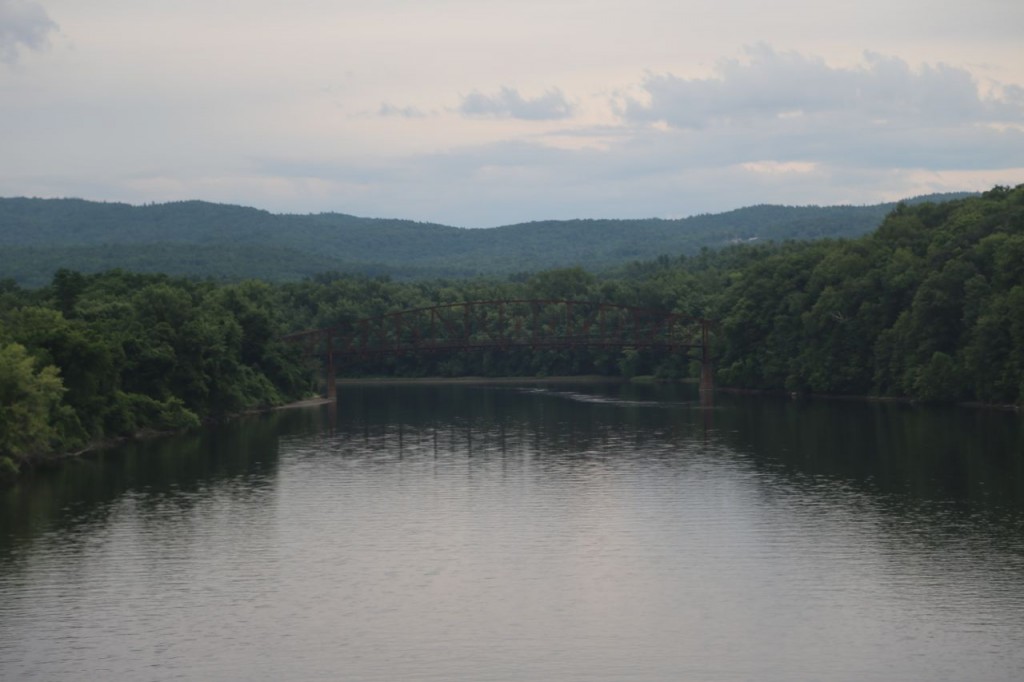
[337,374,630,386]
[273,376,633,410]
[282,376,1021,413]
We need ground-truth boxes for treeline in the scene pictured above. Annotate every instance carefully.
[2,185,1021,479]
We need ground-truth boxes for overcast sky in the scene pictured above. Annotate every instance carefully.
[2,0,1023,226]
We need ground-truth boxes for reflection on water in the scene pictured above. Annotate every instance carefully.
[2,383,1023,682]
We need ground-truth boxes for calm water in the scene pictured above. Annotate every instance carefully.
[2,383,1024,682]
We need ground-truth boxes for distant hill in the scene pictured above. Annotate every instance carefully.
[0,192,977,287]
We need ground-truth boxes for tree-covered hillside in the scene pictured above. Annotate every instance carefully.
[0,193,973,286]
[2,186,1020,481]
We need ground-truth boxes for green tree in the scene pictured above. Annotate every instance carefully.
[0,343,70,470]
[913,351,962,402]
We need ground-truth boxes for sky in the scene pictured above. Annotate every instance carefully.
[2,0,1023,227]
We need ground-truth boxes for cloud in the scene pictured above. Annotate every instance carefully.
[622,45,1024,129]
[0,0,57,64]
[459,86,573,121]
[378,103,429,118]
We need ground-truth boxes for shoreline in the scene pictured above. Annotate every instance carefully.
[283,376,1021,412]
[715,385,1022,412]
[333,374,629,387]
[266,376,631,412]
[6,376,1019,485]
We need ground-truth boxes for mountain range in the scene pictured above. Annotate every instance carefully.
[0,192,976,287]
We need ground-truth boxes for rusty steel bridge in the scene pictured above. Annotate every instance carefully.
[282,300,715,399]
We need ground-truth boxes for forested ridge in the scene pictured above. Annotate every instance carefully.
[0,192,973,286]
[1,185,1021,480]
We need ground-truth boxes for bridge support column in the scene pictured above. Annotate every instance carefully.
[326,368,336,401]
[700,360,714,394]
[699,318,713,406]
[325,330,337,401]
[699,360,714,408]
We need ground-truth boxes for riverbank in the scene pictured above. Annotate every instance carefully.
[1,393,334,485]
[334,376,1019,411]
[335,374,629,386]
[717,385,1022,412]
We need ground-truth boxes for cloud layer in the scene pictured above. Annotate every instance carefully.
[0,0,56,63]
[2,1,1023,226]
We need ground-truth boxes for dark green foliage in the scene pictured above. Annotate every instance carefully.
[0,271,312,470]
[695,185,1024,403]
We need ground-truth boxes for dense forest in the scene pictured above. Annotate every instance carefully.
[1,185,1021,481]
[0,193,973,286]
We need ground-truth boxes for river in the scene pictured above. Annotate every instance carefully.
[2,382,1023,681]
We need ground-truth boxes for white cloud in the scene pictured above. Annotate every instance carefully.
[622,45,1023,129]
[0,0,57,63]
[460,87,573,121]
[741,161,819,175]
[378,103,429,119]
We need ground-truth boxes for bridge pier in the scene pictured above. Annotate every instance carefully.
[700,360,714,393]
[696,321,712,391]
[699,360,714,408]
[325,330,337,401]
[326,368,336,400]
[698,318,714,406]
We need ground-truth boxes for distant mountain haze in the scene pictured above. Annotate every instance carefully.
[0,193,975,287]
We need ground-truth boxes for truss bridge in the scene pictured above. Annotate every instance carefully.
[282,300,714,399]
